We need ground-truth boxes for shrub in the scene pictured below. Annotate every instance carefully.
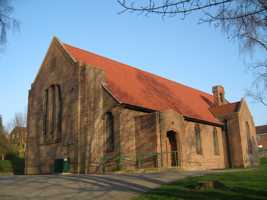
[6,154,25,175]
[0,160,13,173]
[260,157,267,166]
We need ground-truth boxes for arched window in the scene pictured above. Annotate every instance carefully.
[106,112,115,152]
[195,124,202,155]
[43,84,62,142]
[246,121,253,154]
[213,128,220,155]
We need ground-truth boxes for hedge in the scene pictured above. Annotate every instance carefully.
[0,154,25,174]
[0,160,13,173]
[5,154,25,175]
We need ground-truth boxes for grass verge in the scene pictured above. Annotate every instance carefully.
[134,158,267,200]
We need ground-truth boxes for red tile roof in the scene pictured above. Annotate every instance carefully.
[210,102,240,118]
[63,43,223,124]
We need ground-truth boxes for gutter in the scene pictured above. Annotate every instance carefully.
[102,84,223,126]
[183,116,224,127]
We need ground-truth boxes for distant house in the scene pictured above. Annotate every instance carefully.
[26,37,258,175]
[256,125,267,148]
[9,127,27,157]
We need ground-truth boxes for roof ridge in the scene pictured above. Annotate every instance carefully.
[63,42,214,98]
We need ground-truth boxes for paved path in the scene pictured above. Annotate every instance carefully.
[0,170,207,200]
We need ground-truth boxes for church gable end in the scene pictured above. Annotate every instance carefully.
[26,38,80,175]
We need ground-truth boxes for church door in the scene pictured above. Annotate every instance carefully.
[167,131,179,167]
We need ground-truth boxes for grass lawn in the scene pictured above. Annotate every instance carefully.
[134,158,267,200]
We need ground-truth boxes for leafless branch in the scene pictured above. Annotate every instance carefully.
[0,0,18,45]
[118,0,267,106]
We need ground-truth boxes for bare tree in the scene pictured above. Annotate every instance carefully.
[14,112,26,127]
[6,112,27,133]
[0,0,18,45]
[117,0,267,105]
[0,115,9,159]
[0,115,4,134]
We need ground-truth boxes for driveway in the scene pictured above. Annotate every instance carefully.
[0,171,207,200]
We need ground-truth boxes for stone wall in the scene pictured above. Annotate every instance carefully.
[114,107,149,170]
[134,113,158,168]
[224,100,258,168]
[26,39,80,174]
[226,114,244,168]
[237,100,258,167]
[158,110,227,170]
[79,64,106,173]
[181,121,227,170]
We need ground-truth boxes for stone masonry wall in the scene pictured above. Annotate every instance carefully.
[79,65,106,173]
[225,100,258,168]
[181,121,227,170]
[159,110,228,170]
[114,107,148,170]
[226,114,244,168]
[237,101,258,167]
[26,39,80,174]
[134,113,158,168]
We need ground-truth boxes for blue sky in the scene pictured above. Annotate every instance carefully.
[0,0,266,126]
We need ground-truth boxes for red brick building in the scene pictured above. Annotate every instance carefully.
[25,37,258,174]
[256,125,267,148]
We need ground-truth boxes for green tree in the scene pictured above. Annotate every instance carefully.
[0,115,4,133]
[0,115,10,160]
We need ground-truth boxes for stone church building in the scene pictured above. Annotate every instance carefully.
[25,37,258,174]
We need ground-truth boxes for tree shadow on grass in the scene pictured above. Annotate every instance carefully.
[142,183,267,200]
